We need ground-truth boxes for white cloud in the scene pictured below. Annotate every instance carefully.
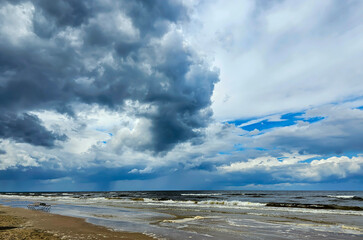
[185,0,363,120]
[128,166,153,174]
[109,118,153,153]
[0,139,62,170]
[300,155,362,181]
[0,2,35,44]
[218,152,318,172]
[218,154,363,182]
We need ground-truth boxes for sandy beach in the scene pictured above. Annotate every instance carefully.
[0,205,153,240]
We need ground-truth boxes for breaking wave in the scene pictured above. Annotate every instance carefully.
[327,195,363,201]
[180,193,222,196]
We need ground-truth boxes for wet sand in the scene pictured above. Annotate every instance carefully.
[0,205,154,240]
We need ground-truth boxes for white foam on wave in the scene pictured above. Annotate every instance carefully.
[61,193,73,196]
[0,194,113,204]
[123,198,267,210]
[180,193,222,196]
[162,216,205,223]
[199,200,265,207]
[0,194,64,201]
[327,195,355,199]
[0,194,318,212]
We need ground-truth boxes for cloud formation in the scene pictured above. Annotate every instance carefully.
[0,0,218,152]
[218,154,363,183]
[187,0,363,120]
[0,112,67,147]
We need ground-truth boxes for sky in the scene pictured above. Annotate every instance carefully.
[0,0,362,191]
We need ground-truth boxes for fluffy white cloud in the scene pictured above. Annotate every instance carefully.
[218,154,363,182]
[218,153,318,172]
[0,139,62,170]
[300,155,362,180]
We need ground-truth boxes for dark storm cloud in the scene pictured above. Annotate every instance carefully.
[0,112,67,147]
[33,0,91,27]
[0,0,219,151]
[0,167,67,181]
[123,0,188,36]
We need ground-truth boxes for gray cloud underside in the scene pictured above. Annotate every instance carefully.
[0,0,219,151]
[0,112,67,147]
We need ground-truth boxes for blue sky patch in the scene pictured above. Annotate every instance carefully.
[228,110,325,132]
[218,151,232,155]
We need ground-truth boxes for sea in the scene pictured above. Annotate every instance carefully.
[0,191,362,239]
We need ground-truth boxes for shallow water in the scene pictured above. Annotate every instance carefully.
[1,191,362,239]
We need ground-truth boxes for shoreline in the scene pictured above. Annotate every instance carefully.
[0,204,154,240]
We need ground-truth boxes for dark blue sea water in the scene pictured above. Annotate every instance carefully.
[1,191,362,239]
